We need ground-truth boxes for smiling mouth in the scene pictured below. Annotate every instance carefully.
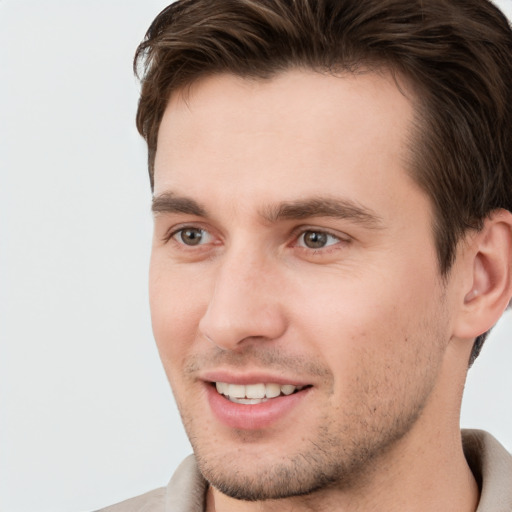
[214,382,308,404]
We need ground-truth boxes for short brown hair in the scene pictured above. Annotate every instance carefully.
[134,0,512,362]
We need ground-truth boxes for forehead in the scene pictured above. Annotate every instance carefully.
[153,70,420,217]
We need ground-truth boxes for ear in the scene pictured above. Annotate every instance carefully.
[453,209,512,339]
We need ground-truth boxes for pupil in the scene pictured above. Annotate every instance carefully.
[304,231,327,248]
[182,228,202,245]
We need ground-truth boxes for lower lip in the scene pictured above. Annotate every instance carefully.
[206,384,310,430]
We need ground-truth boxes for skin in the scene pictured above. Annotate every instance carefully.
[149,70,482,511]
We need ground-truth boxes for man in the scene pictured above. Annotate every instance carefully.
[101,0,512,510]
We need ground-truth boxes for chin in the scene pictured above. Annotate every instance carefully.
[197,452,344,501]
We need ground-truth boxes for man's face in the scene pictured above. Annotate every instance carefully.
[150,70,456,499]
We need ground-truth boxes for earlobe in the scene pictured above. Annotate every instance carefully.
[454,209,512,339]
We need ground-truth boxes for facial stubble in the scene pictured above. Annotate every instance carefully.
[172,336,445,502]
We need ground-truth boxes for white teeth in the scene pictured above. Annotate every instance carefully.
[215,382,228,395]
[229,397,265,404]
[265,383,281,398]
[281,384,296,396]
[215,382,304,401]
[245,383,266,399]
[228,383,245,399]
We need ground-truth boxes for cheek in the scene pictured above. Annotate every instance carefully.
[149,259,208,368]
[289,266,445,384]
[290,269,404,343]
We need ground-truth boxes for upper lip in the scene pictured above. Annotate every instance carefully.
[200,370,311,387]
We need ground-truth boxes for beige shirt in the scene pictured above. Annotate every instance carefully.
[97,430,512,512]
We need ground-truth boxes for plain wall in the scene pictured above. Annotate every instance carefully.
[1,1,511,510]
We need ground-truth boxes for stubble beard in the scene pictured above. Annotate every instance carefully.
[180,373,435,502]
[174,323,445,503]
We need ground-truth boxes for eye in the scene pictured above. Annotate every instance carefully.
[297,230,341,249]
[172,227,213,246]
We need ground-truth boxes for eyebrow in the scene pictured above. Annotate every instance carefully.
[152,192,207,216]
[260,197,384,229]
[152,192,383,229]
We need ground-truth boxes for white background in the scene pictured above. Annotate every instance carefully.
[1,1,512,511]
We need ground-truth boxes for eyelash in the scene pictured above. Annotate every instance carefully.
[293,229,344,251]
[163,225,209,245]
[163,225,349,253]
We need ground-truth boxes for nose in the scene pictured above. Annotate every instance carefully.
[198,249,288,351]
